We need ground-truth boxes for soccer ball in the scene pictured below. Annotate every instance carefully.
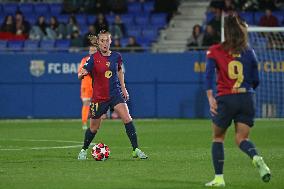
[91,143,110,161]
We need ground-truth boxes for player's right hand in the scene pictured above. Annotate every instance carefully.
[78,68,89,80]
[208,96,218,116]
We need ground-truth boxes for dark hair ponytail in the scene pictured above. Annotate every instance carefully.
[222,15,248,54]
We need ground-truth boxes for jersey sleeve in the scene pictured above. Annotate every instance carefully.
[251,49,260,89]
[205,46,216,90]
[206,46,216,60]
[117,53,122,71]
[83,54,95,72]
[205,58,216,90]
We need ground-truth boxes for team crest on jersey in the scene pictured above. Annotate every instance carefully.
[105,70,112,78]
[106,61,110,67]
[30,60,45,77]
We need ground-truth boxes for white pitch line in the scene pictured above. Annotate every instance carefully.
[0,145,82,151]
[0,139,82,144]
[0,139,83,151]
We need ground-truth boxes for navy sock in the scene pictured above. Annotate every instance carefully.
[239,140,258,159]
[125,121,138,151]
[212,142,224,175]
[83,128,97,150]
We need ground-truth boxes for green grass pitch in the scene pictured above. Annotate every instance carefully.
[0,119,283,189]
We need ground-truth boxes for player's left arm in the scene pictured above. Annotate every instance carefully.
[251,49,260,89]
[118,69,129,101]
[205,58,218,115]
[117,54,129,101]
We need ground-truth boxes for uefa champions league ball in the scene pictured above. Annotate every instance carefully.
[91,143,110,161]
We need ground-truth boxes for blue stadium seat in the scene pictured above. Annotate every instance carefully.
[57,14,69,24]
[120,38,128,47]
[87,15,96,24]
[0,16,5,25]
[19,3,34,14]
[239,12,254,25]
[135,14,149,25]
[55,39,70,51]
[121,14,134,25]
[8,40,24,51]
[24,40,39,51]
[106,15,115,24]
[127,27,141,37]
[273,11,283,26]
[34,3,49,15]
[254,12,265,25]
[76,14,87,26]
[142,28,158,41]
[128,2,142,13]
[205,12,214,24]
[80,24,89,35]
[3,3,18,14]
[25,14,37,25]
[40,40,55,50]
[151,13,167,27]
[143,2,154,12]
[0,40,7,51]
[49,3,62,15]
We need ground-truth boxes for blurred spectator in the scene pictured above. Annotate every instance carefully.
[66,16,80,39]
[259,9,279,27]
[94,0,109,13]
[46,16,65,39]
[235,0,259,11]
[125,36,143,52]
[112,38,122,50]
[0,15,16,34]
[223,0,236,12]
[208,7,221,36]
[275,0,284,10]
[108,0,127,14]
[29,16,48,40]
[15,11,30,37]
[259,0,277,11]
[109,15,126,39]
[83,25,96,47]
[202,24,220,47]
[71,30,83,47]
[154,0,179,13]
[187,24,204,48]
[94,13,109,35]
[62,0,83,13]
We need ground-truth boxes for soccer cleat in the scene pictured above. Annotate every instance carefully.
[253,155,271,182]
[82,124,87,130]
[132,148,148,159]
[205,177,225,187]
[78,149,87,160]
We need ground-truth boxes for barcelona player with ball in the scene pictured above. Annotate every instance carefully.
[77,30,148,160]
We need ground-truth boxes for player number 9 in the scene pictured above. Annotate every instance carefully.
[228,60,244,88]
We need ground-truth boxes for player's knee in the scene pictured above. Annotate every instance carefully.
[213,134,225,142]
[235,135,248,146]
[122,115,132,124]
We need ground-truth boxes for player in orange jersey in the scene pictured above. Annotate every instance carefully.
[78,34,97,130]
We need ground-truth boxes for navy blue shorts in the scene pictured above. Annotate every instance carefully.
[212,93,256,129]
[89,95,125,119]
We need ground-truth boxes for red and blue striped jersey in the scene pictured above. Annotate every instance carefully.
[84,51,123,103]
[205,44,259,97]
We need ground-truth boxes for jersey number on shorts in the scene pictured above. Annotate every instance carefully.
[228,60,244,88]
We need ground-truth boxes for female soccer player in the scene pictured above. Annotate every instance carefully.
[78,35,97,130]
[205,15,271,187]
[77,30,148,160]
